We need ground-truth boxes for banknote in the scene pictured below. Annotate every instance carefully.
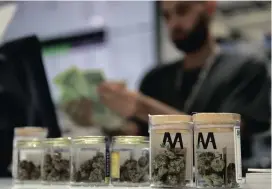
[83,69,105,85]
[54,66,90,99]
[83,70,105,101]
[54,66,124,128]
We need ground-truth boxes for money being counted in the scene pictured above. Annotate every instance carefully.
[54,66,124,128]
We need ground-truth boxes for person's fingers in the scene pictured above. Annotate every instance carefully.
[100,91,137,117]
[98,81,126,92]
[98,85,140,117]
[122,121,139,135]
[110,81,126,90]
[100,84,133,101]
[98,84,118,99]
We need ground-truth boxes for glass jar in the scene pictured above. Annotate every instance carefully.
[193,113,242,188]
[111,136,150,186]
[41,137,71,184]
[14,139,43,184]
[149,115,193,188]
[70,136,110,186]
[12,127,47,178]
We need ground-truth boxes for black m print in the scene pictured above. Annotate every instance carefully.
[162,132,184,149]
[197,132,217,149]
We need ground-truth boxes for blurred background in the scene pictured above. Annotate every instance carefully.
[0,1,270,136]
[0,1,270,177]
[160,1,271,62]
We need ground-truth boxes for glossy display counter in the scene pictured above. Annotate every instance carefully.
[0,179,270,189]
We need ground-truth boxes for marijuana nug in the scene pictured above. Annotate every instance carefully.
[227,163,239,188]
[72,152,105,183]
[119,153,149,183]
[152,148,186,186]
[42,152,70,182]
[17,160,40,181]
[196,152,226,187]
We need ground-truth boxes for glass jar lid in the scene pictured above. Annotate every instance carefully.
[16,139,42,148]
[149,115,192,130]
[43,137,71,147]
[15,126,47,137]
[112,136,149,144]
[192,113,241,125]
[72,136,106,144]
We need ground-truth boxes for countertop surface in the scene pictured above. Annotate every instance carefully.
[0,179,270,189]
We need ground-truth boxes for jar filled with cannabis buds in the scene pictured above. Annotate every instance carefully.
[70,136,109,186]
[14,139,43,184]
[41,137,71,185]
[149,115,193,188]
[193,113,242,188]
[12,127,47,178]
[111,136,150,186]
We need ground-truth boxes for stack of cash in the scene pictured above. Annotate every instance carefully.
[245,168,271,189]
[54,66,124,129]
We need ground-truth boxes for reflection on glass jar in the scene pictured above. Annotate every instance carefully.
[41,137,71,185]
[70,136,110,186]
[193,113,242,188]
[14,139,43,184]
[149,115,193,188]
[111,136,149,187]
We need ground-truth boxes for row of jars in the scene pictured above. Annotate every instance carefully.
[13,135,149,187]
[14,113,242,188]
[149,113,242,188]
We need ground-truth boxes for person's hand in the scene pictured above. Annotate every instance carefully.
[121,121,139,135]
[62,97,93,127]
[98,82,142,118]
[98,81,182,121]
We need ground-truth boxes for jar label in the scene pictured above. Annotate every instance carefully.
[105,138,110,184]
[234,127,242,183]
[111,151,120,179]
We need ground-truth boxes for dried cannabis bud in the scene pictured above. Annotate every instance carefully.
[151,148,186,186]
[211,158,225,172]
[42,152,70,182]
[72,151,105,183]
[17,160,41,181]
[197,152,225,187]
[203,173,224,187]
[167,174,179,185]
[138,156,148,168]
[153,154,169,169]
[227,163,239,188]
[119,153,149,183]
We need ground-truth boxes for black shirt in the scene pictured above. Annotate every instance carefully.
[132,49,271,166]
[140,62,202,112]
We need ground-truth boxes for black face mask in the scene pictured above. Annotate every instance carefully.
[172,14,209,54]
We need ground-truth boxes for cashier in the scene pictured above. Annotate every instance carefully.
[98,1,270,162]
